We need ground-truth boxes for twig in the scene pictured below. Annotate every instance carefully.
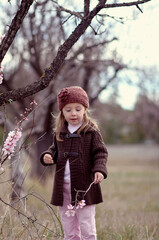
[84,181,95,197]
[10,191,64,237]
[74,181,95,206]
[104,0,151,9]
[29,191,64,237]
[52,0,83,19]
[0,193,64,238]
[136,4,143,13]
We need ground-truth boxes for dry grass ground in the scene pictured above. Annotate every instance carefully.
[96,144,159,240]
[0,144,159,239]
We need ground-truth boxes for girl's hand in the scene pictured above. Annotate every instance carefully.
[94,172,104,184]
[43,154,54,164]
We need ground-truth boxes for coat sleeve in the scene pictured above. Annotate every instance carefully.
[40,132,58,166]
[91,130,108,178]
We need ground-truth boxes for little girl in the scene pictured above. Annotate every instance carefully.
[40,86,108,240]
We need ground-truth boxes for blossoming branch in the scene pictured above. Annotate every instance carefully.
[0,100,37,172]
[65,181,95,217]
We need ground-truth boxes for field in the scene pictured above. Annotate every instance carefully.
[96,144,159,240]
[0,144,159,239]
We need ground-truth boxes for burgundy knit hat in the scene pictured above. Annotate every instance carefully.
[57,86,89,110]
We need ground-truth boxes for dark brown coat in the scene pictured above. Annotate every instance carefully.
[40,123,108,206]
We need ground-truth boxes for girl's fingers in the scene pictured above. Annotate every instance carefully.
[94,172,104,184]
[44,154,54,164]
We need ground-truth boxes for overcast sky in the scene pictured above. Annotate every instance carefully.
[100,0,159,109]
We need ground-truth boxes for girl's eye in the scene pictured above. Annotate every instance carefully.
[65,109,71,112]
[76,108,81,111]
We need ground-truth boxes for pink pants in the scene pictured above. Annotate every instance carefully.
[59,182,97,240]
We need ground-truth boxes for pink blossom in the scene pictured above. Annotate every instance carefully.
[2,130,22,158]
[0,34,5,42]
[0,65,3,71]
[76,200,86,209]
[65,200,86,216]
[65,204,75,217]
[0,65,3,85]
[30,100,37,105]
[0,75,3,84]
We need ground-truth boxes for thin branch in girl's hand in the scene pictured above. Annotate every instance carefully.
[65,181,95,217]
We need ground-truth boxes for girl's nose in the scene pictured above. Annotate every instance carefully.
[71,110,76,115]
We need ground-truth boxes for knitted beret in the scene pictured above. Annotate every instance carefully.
[57,86,89,110]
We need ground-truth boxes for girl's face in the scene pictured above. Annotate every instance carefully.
[62,103,86,125]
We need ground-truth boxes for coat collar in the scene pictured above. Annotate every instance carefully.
[60,120,97,136]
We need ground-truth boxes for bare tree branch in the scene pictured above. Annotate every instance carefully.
[69,37,118,61]
[104,0,151,9]
[0,0,34,64]
[52,0,83,19]
[84,0,90,16]
[136,4,143,13]
[90,67,123,105]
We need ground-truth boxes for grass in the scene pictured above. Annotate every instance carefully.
[0,144,159,239]
[96,144,159,240]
